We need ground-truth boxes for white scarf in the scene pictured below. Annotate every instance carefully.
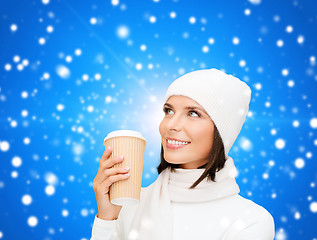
[127,157,240,240]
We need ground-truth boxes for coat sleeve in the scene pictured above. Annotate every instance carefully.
[90,188,146,240]
[90,214,123,240]
[231,210,275,240]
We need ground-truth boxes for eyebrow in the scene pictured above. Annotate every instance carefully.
[163,103,207,114]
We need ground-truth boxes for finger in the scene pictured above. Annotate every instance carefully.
[98,166,130,184]
[100,146,112,164]
[94,148,111,181]
[94,171,129,194]
[94,157,125,183]
[95,155,124,185]
[101,155,124,170]
[103,172,130,189]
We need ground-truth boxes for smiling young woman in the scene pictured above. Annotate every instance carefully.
[90,68,275,240]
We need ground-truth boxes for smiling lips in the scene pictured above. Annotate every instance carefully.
[166,138,191,149]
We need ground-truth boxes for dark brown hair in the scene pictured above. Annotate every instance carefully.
[156,124,226,189]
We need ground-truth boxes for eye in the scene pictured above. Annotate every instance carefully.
[189,111,200,117]
[163,107,174,114]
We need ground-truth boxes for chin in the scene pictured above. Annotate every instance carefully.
[164,156,186,165]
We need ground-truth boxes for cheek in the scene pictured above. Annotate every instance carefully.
[159,120,165,137]
[195,125,214,151]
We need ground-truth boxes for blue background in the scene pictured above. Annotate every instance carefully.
[1,0,317,239]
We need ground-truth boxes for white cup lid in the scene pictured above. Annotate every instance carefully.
[104,130,146,143]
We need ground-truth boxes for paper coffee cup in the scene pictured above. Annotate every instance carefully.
[104,130,146,207]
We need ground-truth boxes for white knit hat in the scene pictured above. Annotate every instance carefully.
[164,68,252,159]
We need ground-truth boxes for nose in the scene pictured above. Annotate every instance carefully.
[166,113,184,132]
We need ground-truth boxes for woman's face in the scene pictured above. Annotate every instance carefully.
[159,95,214,169]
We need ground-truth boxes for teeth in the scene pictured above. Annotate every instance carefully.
[167,139,189,145]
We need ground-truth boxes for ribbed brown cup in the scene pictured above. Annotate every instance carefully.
[104,130,146,207]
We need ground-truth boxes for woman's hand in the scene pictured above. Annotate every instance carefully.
[92,146,130,220]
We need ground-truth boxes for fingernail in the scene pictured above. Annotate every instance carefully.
[124,167,129,171]
[107,146,111,151]
[121,155,124,160]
